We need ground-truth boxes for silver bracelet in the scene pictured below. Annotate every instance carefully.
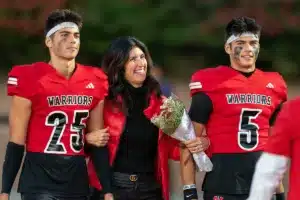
[183,184,196,190]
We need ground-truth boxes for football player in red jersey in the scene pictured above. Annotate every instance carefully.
[247,98,300,200]
[180,17,287,200]
[0,9,113,200]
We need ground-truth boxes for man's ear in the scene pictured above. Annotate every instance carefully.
[224,44,231,55]
[45,37,52,48]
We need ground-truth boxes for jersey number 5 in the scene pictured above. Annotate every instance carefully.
[238,108,262,151]
[44,110,89,154]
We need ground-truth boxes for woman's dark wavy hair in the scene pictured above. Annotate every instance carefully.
[102,36,162,114]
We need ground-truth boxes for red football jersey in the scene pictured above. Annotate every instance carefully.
[7,62,108,156]
[265,98,300,200]
[189,66,287,154]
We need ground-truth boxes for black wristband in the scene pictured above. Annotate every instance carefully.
[275,193,285,200]
[90,145,112,194]
[1,142,24,194]
[183,188,198,200]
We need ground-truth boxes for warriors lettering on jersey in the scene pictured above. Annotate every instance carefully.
[47,95,93,107]
[226,93,271,106]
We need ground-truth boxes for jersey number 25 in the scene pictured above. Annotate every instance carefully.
[44,110,89,154]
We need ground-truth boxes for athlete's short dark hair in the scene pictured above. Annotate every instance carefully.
[225,16,261,42]
[44,9,83,36]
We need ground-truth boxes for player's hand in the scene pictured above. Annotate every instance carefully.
[183,136,210,153]
[104,193,114,200]
[86,127,110,147]
[0,193,9,200]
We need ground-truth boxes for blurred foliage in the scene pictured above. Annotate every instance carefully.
[0,0,300,81]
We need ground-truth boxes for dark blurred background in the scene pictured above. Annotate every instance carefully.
[1,0,300,80]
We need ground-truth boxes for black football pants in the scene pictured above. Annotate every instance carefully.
[21,193,89,200]
[204,193,278,200]
[90,186,163,200]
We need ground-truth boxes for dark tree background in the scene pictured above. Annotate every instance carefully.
[0,0,299,80]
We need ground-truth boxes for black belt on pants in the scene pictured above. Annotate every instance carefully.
[112,172,159,190]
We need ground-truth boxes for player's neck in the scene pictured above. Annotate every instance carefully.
[230,63,256,73]
[49,58,76,79]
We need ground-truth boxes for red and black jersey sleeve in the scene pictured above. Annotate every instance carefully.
[189,67,223,96]
[265,72,288,125]
[93,67,108,102]
[189,70,206,96]
[265,72,288,102]
[189,68,223,123]
[7,65,35,100]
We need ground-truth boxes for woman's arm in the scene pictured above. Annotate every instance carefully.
[87,100,113,199]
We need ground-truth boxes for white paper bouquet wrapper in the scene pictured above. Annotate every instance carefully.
[171,109,213,172]
[150,94,213,172]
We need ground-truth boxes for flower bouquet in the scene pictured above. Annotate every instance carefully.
[151,94,213,172]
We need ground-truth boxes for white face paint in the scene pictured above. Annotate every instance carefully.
[225,33,260,71]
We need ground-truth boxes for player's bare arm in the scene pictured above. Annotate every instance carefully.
[180,93,211,167]
[183,90,211,154]
[86,100,110,147]
[86,99,113,200]
[180,121,209,200]
[181,122,207,176]
[180,88,212,199]
[9,96,31,144]
[0,96,31,199]
[183,122,210,153]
